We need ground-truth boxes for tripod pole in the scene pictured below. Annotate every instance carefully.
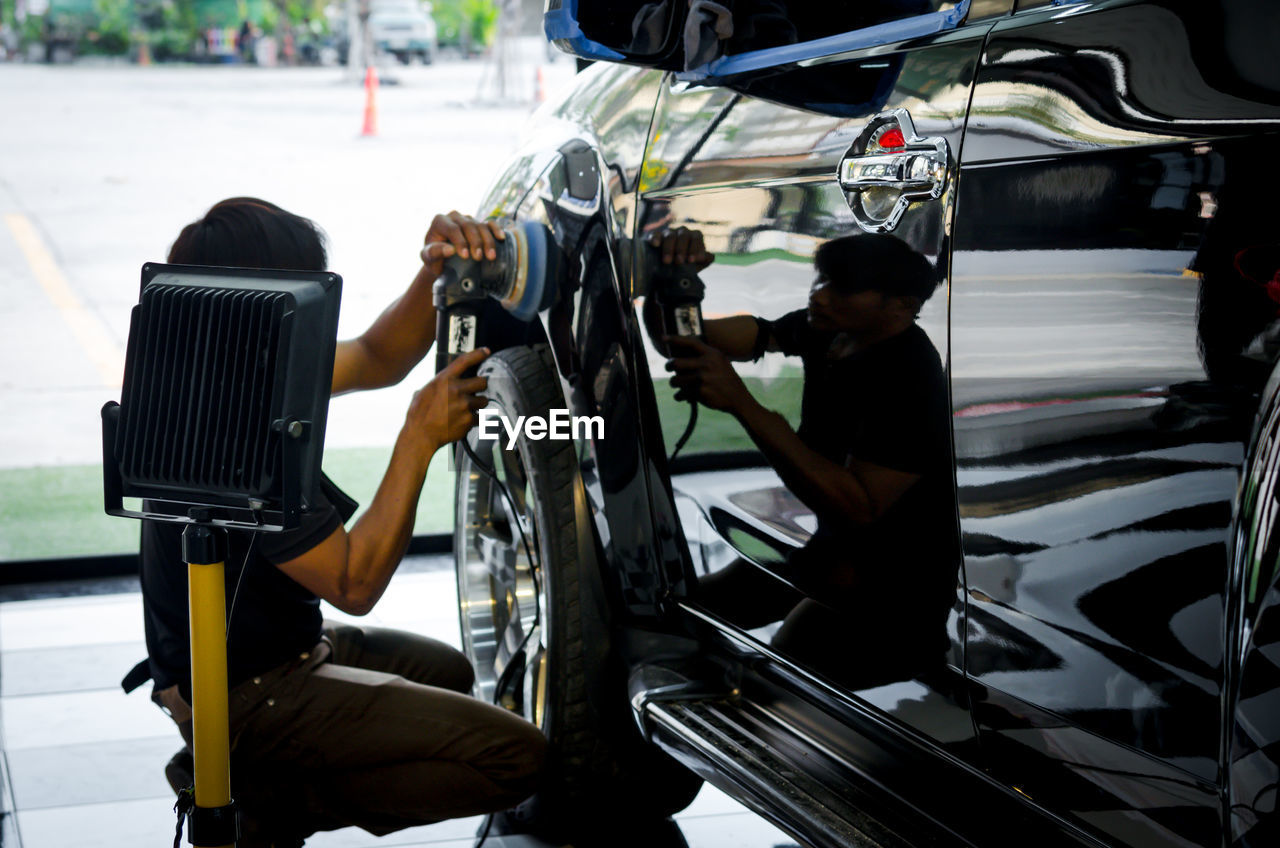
[183,518,238,848]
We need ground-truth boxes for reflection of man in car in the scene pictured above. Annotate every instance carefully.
[656,229,957,687]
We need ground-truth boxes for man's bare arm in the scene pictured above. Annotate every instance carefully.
[704,315,773,361]
[331,213,505,396]
[735,400,920,525]
[667,336,917,524]
[280,348,491,614]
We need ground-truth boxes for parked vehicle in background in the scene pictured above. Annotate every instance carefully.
[22,0,95,62]
[369,0,437,63]
[452,1,1280,846]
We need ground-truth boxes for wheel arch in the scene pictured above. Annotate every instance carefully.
[1225,355,1280,847]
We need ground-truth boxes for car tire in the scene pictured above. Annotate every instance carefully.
[454,345,701,831]
[1229,366,1280,848]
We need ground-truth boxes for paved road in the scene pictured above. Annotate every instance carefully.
[0,56,578,469]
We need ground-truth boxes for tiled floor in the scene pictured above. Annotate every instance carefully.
[0,556,799,848]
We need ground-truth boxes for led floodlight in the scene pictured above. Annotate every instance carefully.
[102,263,342,532]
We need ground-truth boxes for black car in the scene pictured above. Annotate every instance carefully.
[445,2,1280,846]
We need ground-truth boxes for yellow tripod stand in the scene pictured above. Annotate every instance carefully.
[183,518,238,848]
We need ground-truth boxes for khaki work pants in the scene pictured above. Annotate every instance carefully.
[162,621,547,840]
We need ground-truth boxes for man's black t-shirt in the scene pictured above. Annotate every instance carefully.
[140,474,358,702]
[761,309,958,662]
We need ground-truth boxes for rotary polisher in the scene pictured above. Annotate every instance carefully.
[434,219,560,372]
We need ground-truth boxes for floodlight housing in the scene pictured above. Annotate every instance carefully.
[102,263,342,532]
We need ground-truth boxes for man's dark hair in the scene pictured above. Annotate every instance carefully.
[814,234,936,302]
[168,197,327,272]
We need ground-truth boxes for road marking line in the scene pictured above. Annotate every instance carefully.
[4,213,124,387]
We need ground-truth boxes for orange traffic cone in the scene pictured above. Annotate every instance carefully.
[361,65,379,137]
[534,65,546,104]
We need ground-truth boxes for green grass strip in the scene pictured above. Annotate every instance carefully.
[654,366,804,456]
[2,365,804,563]
[710,247,813,267]
[0,448,457,563]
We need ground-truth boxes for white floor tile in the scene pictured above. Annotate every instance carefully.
[675,811,800,848]
[679,784,756,819]
[7,736,177,809]
[2,642,148,697]
[0,595,143,652]
[2,688,172,750]
[17,796,177,848]
[305,816,482,847]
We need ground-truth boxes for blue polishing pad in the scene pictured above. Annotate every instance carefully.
[503,220,549,322]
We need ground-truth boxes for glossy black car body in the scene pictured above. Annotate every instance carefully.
[453,2,1280,845]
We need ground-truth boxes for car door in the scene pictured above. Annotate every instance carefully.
[628,0,1008,767]
[950,1,1280,845]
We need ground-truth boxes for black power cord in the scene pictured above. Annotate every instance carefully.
[669,399,698,462]
[224,511,261,639]
[460,435,543,848]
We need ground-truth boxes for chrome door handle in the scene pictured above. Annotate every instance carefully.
[839,150,947,192]
[837,109,951,233]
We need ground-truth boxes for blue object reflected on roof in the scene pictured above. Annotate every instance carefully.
[544,0,627,62]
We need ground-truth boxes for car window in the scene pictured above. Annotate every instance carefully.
[577,1,673,52]
[968,0,1014,19]
[710,10,990,115]
[371,0,422,14]
[572,1,971,64]
[720,0,956,53]
[682,0,975,81]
